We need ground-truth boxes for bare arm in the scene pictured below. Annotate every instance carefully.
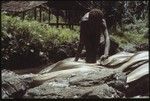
[75,12,89,61]
[102,19,110,57]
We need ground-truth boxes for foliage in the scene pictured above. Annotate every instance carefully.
[111,16,149,49]
[1,13,79,69]
[1,8,148,69]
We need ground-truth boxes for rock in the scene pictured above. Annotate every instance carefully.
[48,43,76,62]
[55,48,68,61]
[126,75,149,97]
[24,68,127,98]
[1,69,35,99]
[122,43,136,52]
[2,51,149,99]
[3,66,125,98]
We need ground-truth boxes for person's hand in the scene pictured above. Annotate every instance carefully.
[100,54,108,62]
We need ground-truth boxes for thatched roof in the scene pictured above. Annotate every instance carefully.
[2,1,103,13]
[2,1,48,13]
[47,1,91,10]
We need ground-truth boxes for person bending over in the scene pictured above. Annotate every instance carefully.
[75,9,110,63]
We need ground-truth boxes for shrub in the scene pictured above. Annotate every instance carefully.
[1,13,79,69]
[111,17,149,49]
[1,12,148,69]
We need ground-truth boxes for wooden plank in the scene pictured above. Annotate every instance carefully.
[34,7,37,20]
[22,12,25,20]
[48,7,51,25]
[56,9,59,28]
[67,10,71,29]
[39,6,42,22]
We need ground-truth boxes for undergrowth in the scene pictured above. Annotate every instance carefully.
[1,13,148,69]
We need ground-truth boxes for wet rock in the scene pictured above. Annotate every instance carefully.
[2,69,34,99]
[56,48,68,61]
[2,51,149,99]
[2,67,126,99]
[24,69,127,98]
[48,43,76,62]
[122,43,136,52]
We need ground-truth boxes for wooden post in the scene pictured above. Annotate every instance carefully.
[61,24,63,28]
[68,10,71,29]
[22,12,25,20]
[39,6,42,22]
[34,7,37,20]
[66,10,69,27]
[48,7,51,25]
[68,10,69,28]
[56,9,59,28]
[64,10,67,27]
[71,25,74,30]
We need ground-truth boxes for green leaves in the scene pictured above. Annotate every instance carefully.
[1,13,79,69]
[111,17,148,49]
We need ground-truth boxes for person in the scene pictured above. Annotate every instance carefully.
[74,9,110,63]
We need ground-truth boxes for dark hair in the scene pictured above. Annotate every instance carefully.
[89,9,104,22]
[88,9,104,33]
